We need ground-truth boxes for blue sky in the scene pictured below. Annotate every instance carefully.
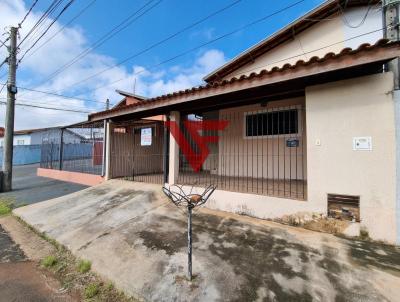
[0,0,325,129]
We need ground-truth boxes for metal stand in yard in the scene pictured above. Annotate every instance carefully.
[162,184,216,281]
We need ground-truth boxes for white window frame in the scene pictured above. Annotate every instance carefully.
[243,106,303,139]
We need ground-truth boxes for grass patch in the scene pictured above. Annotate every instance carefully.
[84,282,99,299]
[77,259,91,273]
[41,255,57,267]
[14,217,138,301]
[0,197,15,216]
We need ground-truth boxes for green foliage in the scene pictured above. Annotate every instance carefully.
[0,197,14,216]
[41,255,57,268]
[77,259,91,273]
[84,283,99,299]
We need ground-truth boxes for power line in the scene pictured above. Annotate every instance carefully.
[0,100,89,113]
[18,0,63,48]
[57,0,307,96]
[0,83,106,104]
[17,85,106,104]
[38,0,162,84]
[0,97,94,111]
[23,0,97,60]
[18,0,40,28]
[18,0,76,64]
[50,0,247,92]
[227,27,387,78]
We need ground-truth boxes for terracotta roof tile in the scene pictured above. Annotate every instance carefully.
[89,39,398,119]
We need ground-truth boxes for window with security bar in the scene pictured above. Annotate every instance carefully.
[245,109,299,137]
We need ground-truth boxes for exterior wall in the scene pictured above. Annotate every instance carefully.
[306,72,396,243]
[0,134,32,146]
[218,97,307,180]
[177,72,397,244]
[0,145,41,165]
[223,6,383,79]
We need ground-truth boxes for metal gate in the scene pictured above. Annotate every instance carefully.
[109,120,166,184]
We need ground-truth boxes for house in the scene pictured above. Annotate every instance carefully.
[0,126,83,146]
[39,0,400,244]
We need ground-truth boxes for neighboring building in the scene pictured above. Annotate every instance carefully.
[40,1,400,244]
[0,127,83,147]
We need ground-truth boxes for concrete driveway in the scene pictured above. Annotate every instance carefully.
[0,164,87,205]
[14,180,400,302]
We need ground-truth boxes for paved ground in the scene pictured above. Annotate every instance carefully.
[0,164,87,205]
[0,217,76,302]
[14,180,400,302]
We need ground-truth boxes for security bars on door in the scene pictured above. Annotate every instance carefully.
[109,120,166,184]
[177,104,307,200]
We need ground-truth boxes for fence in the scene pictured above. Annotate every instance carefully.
[0,144,41,165]
[40,121,105,175]
[177,103,307,200]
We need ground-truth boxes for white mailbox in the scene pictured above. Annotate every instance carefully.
[353,136,372,151]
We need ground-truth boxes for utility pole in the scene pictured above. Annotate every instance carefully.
[106,98,110,110]
[2,27,18,192]
[383,0,400,87]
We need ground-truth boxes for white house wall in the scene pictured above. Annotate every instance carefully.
[223,6,383,79]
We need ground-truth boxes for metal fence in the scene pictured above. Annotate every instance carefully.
[40,121,105,175]
[177,104,307,200]
[109,119,166,184]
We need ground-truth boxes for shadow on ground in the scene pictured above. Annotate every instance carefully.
[14,180,400,302]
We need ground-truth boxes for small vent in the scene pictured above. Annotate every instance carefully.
[327,194,360,222]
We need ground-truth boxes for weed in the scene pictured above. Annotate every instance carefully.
[0,197,15,216]
[359,227,370,240]
[77,259,91,273]
[41,255,57,267]
[84,282,99,299]
[106,282,114,291]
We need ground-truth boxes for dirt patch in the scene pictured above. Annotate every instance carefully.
[0,261,78,302]
[0,215,56,261]
[0,224,26,263]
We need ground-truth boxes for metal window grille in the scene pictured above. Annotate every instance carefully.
[177,105,307,200]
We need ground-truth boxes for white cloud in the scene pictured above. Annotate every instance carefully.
[0,0,226,130]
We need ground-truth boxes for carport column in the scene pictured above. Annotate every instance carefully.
[168,111,180,184]
[105,120,113,180]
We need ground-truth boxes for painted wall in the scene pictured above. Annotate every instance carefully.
[217,98,307,180]
[0,134,32,146]
[223,6,383,79]
[175,73,397,244]
[306,72,396,243]
[0,144,41,165]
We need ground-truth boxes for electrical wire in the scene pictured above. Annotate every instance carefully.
[18,0,40,28]
[0,100,89,113]
[38,0,162,84]
[23,0,97,60]
[18,0,75,64]
[15,85,106,104]
[339,0,375,28]
[49,0,306,95]
[18,0,64,49]
[0,97,94,111]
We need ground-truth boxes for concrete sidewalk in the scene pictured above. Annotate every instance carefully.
[14,180,400,302]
